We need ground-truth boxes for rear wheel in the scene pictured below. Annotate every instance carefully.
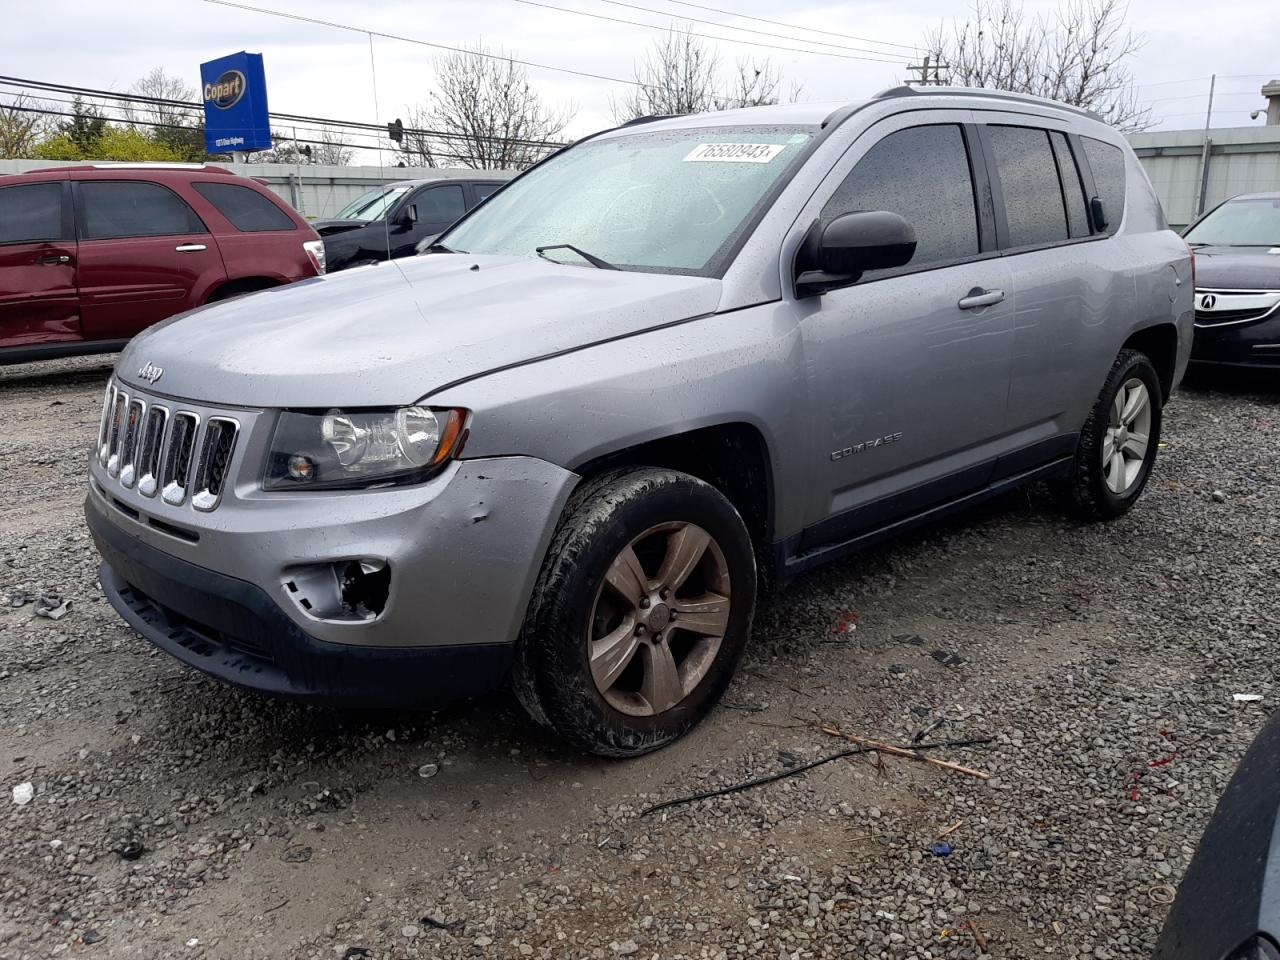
[512,468,756,756]
[1051,348,1163,520]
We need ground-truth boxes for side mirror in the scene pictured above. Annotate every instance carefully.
[400,203,419,226]
[795,211,917,297]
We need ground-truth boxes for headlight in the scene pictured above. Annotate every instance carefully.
[264,406,466,490]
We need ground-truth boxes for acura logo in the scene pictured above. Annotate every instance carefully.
[137,362,164,385]
[1200,294,1218,310]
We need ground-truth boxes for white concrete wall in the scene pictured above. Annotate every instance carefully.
[0,160,518,219]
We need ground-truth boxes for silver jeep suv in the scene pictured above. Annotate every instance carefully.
[87,88,1193,755]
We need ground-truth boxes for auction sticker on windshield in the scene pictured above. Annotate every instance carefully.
[683,143,787,163]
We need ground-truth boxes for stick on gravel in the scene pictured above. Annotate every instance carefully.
[640,737,992,816]
[819,725,992,780]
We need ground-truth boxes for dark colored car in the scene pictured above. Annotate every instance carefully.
[1185,192,1280,370]
[1156,710,1280,960]
[313,176,507,272]
[0,163,324,364]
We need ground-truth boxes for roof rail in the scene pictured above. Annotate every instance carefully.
[869,84,1104,123]
[618,114,676,127]
[89,162,235,172]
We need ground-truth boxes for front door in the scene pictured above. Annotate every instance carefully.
[798,116,1015,543]
[73,179,225,341]
[389,182,468,258]
[0,179,79,349]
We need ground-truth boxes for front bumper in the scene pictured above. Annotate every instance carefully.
[1191,312,1280,369]
[87,449,578,707]
[90,501,513,707]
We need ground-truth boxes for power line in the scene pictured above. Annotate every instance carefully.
[650,0,918,51]
[195,0,648,88]
[510,0,902,63]
[0,76,568,150]
[0,102,492,164]
[584,0,913,59]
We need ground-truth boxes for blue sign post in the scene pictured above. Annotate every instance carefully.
[199,52,272,155]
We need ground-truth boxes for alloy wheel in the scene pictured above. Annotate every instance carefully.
[588,521,732,717]
[1103,377,1153,495]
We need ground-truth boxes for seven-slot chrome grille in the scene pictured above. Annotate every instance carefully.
[96,382,239,512]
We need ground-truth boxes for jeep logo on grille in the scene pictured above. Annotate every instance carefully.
[203,70,246,110]
[137,362,164,385]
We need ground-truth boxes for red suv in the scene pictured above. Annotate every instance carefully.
[0,163,325,364]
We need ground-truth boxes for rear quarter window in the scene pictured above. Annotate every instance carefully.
[192,181,297,232]
[1081,137,1126,235]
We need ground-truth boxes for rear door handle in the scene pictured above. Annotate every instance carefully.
[957,288,1006,310]
[35,254,71,265]
[175,243,207,252]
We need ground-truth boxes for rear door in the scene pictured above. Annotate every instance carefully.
[0,178,79,349]
[973,114,1120,448]
[469,181,504,209]
[73,178,227,340]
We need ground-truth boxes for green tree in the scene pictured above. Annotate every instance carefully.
[36,126,185,162]
[59,96,107,153]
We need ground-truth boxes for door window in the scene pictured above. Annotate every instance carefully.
[1049,132,1090,238]
[413,184,466,224]
[986,126,1070,248]
[192,181,296,232]
[821,124,979,276]
[473,183,502,202]
[0,182,66,245]
[1080,137,1126,235]
[79,181,206,240]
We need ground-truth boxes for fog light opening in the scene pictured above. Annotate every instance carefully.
[339,559,390,619]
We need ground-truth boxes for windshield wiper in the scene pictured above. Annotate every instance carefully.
[535,244,618,270]
[425,241,459,254]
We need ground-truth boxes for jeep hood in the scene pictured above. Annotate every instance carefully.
[1192,246,1280,290]
[116,254,723,407]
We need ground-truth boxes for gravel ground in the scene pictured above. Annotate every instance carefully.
[1,356,1277,960]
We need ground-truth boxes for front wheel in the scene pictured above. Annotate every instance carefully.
[1051,348,1164,520]
[512,468,756,756]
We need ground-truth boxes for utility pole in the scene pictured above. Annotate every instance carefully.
[1194,74,1217,217]
[906,55,949,86]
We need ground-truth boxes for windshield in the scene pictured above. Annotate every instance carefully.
[333,185,412,221]
[1185,197,1280,247]
[441,126,815,276]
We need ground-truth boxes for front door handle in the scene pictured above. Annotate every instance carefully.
[174,243,207,253]
[957,288,1006,310]
[35,254,71,265]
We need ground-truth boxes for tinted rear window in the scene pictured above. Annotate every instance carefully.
[79,181,205,239]
[987,126,1069,247]
[1081,137,1126,235]
[0,182,65,244]
[192,181,296,232]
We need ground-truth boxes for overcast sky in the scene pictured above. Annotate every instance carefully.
[6,0,1277,159]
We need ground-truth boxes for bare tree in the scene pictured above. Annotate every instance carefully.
[613,28,798,121]
[922,0,1152,131]
[126,67,208,160]
[249,127,354,165]
[407,45,573,170]
[0,93,52,158]
[613,28,720,119]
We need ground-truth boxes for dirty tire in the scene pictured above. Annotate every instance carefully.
[1051,348,1163,521]
[512,467,756,757]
